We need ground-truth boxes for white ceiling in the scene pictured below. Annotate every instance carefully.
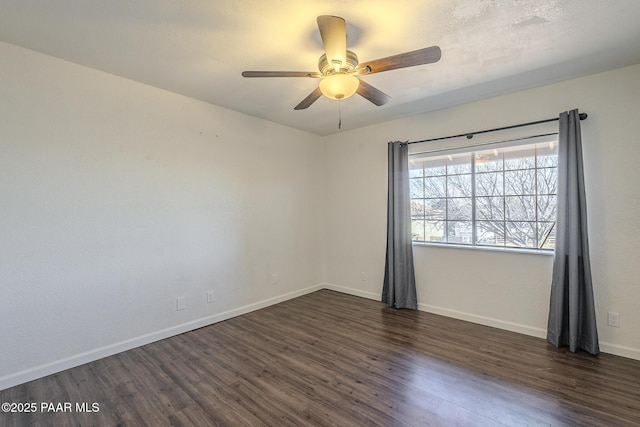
[1,0,639,136]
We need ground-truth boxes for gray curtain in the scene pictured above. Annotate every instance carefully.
[382,141,418,309]
[547,109,599,355]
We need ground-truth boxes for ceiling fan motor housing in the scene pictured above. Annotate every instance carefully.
[318,50,359,75]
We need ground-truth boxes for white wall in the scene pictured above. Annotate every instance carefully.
[2,40,638,392]
[324,64,640,360]
[0,41,325,389]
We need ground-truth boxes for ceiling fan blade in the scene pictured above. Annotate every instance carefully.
[317,15,347,70]
[356,79,390,106]
[294,87,323,110]
[242,71,322,78]
[357,46,441,75]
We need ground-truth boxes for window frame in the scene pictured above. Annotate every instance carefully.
[409,135,558,253]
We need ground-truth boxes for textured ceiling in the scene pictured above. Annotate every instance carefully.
[1,0,639,135]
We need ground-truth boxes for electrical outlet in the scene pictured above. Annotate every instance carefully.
[361,272,367,281]
[176,296,186,311]
[271,273,279,285]
[608,312,620,327]
[207,290,214,303]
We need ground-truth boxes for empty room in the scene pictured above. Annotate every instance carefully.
[1,1,639,425]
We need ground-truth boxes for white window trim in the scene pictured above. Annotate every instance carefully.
[409,134,558,253]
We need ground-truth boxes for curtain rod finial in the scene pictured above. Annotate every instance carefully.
[579,113,588,120]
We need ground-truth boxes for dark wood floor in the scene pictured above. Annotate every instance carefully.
[2,290,640,426]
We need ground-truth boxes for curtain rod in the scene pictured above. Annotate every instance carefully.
[407,112,587,145]
[410,132,559,156]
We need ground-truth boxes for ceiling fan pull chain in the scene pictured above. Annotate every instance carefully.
[338,99,342,129]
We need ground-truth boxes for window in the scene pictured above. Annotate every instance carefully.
[409,139,558,250]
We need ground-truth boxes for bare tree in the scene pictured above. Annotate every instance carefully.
[410,154,557,248]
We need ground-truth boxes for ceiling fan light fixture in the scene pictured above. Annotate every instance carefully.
[241,15,441,111]
[319,73,360,100]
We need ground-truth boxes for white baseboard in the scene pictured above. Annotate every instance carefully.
[418,303,547,339]
[599,342,640,361]
[321,282,380,301]
[321,283,640,361]
[322,282,545,337]
[0,283,324,391]
[3,282,638,391]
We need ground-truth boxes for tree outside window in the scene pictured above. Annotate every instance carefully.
[410,140,557,250]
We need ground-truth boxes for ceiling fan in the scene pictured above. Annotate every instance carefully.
[242,15,441,110]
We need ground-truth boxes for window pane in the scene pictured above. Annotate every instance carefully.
[409,158,425,178]
[424,221,445,242]
[447,153,472,174]
[537,168,557,195]
[505,221,536,247]
[476,172,504,196]
[411,220,425,241]
[504,146,536,170]
[409,140,557,251]
[424,176,447,198]
[475,149,503,172]
[538,222,556,249]
[537,143,558,167]
[411,199,426,219]
[505,196,536,221]
[504,169,535,195]
[448,198,472,220]
[423,157,447,176]
[477,196,504,220]
[424,199,446,219]
[476,221,505,246]
[537,195,557,222]
[410,178,424,199]
[447,221,472,244]
[447,174,472,197]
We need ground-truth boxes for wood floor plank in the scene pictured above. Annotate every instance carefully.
[2,289,640,426]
